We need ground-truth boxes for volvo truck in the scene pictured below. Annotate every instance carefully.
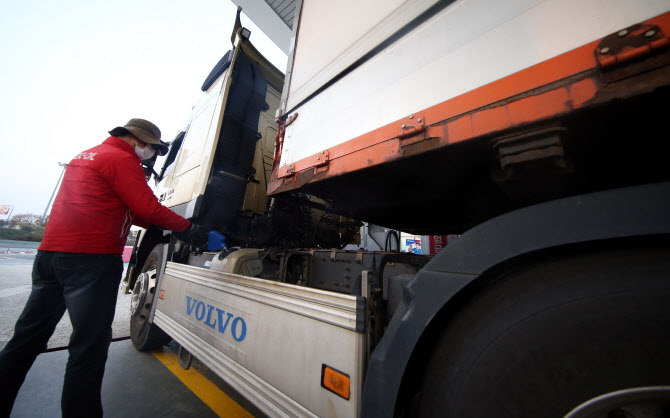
[123,1,670,416]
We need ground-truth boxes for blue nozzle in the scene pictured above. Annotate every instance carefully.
[207,231,226,251]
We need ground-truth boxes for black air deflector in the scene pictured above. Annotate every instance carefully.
[198,50,269,231]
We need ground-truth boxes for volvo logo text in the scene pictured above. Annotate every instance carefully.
[185,296,247,342]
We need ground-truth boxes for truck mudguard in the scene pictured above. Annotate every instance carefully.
[361,181,670,417]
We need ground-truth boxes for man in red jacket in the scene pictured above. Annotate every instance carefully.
[0,118,201,418]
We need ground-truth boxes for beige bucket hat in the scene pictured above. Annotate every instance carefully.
[109,118,168,156]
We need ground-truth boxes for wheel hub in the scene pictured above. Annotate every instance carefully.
[130,268,157,318]
[130,273,147,316]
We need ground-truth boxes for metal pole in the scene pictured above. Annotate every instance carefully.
[40,162,67,227]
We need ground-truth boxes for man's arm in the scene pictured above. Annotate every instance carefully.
[131,215,151,229]
[104,155,191,232]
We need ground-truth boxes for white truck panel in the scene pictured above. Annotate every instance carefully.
[155,263,365,418]
[286,0,440,112]
[279,0,669,167]
[167,72,229,207]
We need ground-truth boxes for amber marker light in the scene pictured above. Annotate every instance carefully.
[321,364,350,400]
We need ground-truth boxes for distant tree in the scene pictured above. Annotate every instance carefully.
[0,221,46,241]
[10,213,42,226]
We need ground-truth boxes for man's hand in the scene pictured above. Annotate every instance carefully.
[172,223,210,248]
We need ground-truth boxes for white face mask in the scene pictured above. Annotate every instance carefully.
[134,143,156,160]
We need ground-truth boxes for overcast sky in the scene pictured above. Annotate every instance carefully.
[0,0,287,218]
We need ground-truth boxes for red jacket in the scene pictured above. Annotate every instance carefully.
[39,137,191,254]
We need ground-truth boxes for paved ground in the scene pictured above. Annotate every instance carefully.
[0,253,131,350]
[11,340,222,418]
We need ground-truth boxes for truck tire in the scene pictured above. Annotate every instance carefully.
[415,247,670,418]
[130,244,172,351]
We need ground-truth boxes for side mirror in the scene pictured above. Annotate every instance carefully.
[141,156,158,182]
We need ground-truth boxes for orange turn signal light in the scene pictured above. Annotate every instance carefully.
[321,364,350,400]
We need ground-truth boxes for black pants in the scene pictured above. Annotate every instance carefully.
[0,251,123,418]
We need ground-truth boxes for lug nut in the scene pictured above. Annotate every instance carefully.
[618,29,628,37]
[600,47,610,54]
[644,29,656,38]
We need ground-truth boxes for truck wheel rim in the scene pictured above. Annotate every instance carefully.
[130,273,147,316]
[564,386,670,418]
[130,267,157,319]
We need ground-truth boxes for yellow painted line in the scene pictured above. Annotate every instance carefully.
[153,348,254,418]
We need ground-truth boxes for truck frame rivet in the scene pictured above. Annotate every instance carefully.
[644,29,656,38]
[600,47,610,54]
[618,29,628,37]
[401,124,406,129]
[409,115,414,119]
[418,118,422,123]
